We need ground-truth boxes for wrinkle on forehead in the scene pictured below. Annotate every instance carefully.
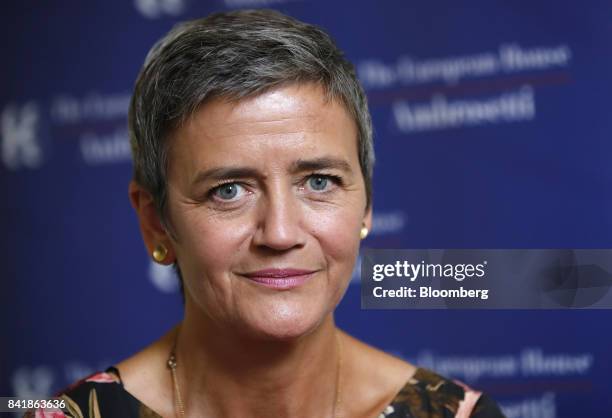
[188,118,323,142]
[181,84,336,139]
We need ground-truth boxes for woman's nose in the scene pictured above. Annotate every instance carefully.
[252,186,306,251]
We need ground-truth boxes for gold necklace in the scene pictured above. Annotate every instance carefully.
[167,330,343,418]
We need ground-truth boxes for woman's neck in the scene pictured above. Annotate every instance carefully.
[174,307,342,418]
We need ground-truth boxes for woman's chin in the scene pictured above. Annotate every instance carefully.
[236,304,329,342]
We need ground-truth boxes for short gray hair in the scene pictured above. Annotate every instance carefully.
[129,9,374,230]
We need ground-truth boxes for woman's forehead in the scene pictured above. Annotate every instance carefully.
[169,84,359,169]
[188,84,352,135]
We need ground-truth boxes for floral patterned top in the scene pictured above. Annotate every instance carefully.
[26,367,505,418]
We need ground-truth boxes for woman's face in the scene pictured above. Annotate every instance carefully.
[164,83,371,340]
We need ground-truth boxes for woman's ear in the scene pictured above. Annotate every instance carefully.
[128,180,176,264]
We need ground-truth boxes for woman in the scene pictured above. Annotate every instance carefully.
[34,9,505,418]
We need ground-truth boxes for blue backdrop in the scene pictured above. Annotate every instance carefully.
[2,1,611,417]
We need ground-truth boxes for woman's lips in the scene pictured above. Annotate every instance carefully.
[241,268,317,289]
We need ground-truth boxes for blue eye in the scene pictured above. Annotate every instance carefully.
[308,176,329,191]
[214,183,241,200]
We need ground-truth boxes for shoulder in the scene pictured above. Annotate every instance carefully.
[48,326,178,418]
[341,332,418,417]
[24,327,177,418]
[24,370,149,418]
[385,368,506,418]
[112,328,176,417]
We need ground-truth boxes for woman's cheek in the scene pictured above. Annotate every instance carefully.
[176,215,252,305]
[185,212,251,259]
[314,207,362,263]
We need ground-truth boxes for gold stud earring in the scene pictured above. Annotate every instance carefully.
[152,243,168,263]
[360,226,369,240]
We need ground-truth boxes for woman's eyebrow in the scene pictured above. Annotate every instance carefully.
[192,167,260,185]
[192,157,353,186]
[290,157,353,174]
